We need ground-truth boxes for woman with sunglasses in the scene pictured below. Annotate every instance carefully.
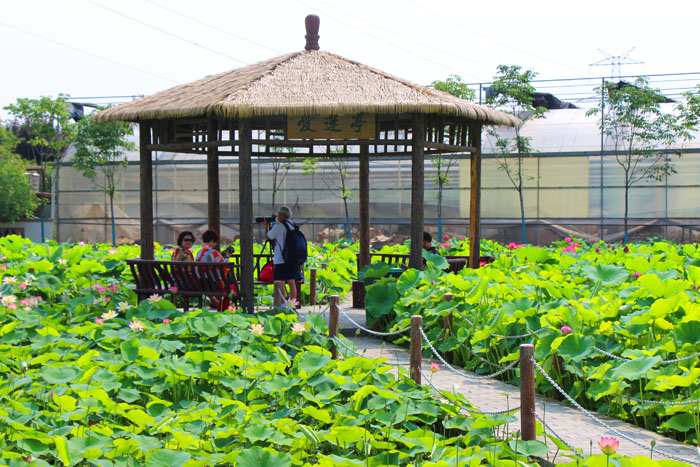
[172,231,195,261]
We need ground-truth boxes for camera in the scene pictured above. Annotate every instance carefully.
[222,245,235,258]
[254,214,276,224]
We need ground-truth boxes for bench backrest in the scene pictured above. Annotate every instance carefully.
[357,253,494,274]
[126,259,238,296]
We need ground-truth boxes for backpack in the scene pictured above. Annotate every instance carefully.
[282,221,308,265]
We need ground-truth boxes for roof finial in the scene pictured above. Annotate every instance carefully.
[305,14,320,51]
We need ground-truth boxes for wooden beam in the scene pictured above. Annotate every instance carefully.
[423,141,478,153]
[238,119,255,313]
[139,122,154,260]
[359,144,370,271]
[468,122,482,269]
[409,115,425,270]
[207,118,220,236]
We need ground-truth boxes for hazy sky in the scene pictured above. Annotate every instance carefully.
[2,0,698,117]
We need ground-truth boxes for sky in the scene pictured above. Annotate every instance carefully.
[1,0,699,119]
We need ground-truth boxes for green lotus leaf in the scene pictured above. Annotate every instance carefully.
[581,263,629,285]
[39,365,82,385]
[358,263,391,280]
[637,273,688,298]
[190,316,220,338]
[675,320,700,347]
[610,355,662,381]
[242,424,276,443]
[423,250,448,270]
[515,246,552,264]
[553,334,595,362]
[364,280,399,326]
[145,449,191,467]
[236,447,291,467]
[661,413,695,432]
[396,268,422,294]
[297,350,331,374]
[508,439,549,457]
[120,338,140,362]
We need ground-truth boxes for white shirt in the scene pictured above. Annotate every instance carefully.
[266,220,292,264]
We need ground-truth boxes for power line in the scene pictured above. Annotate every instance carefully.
[85,0,248,66]
[0,21,178,84]
[404,0,587,75]
[314,0,493,71]
[294,0,482,80]
[143,0,283,55]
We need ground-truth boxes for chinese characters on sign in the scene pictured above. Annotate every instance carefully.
[287,113,375,139]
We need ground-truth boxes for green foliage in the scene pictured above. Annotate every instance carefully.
[431,74,476,101]
[587,77,697,242]
[0,149,39,223]
[486,65,547,244]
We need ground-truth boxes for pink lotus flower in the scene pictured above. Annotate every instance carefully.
[109,285,119,292]
[430,363,440,373]
[443,235,450,241]
[18,283,27,290]
[633,272,641,279]
[459,237,464,241]
[440,242,451,248]
[250,323,264,336]
[170,286,178,293]
[162,318,170,324]
[19,299,29,306]
[78,241,86,246]
[7,303,17,310]
[95,318,104,325]
[623,246,629,253]
[292,322,306,334]
[565,237,572,242]
[108,248,120,254]
[128,320,145,332]
[97,287,107,294]
[595,248,600,253]
[480,261,487,267]
[561,325,572,335]
[0,265,6,271]
[598,436,619,455]
[104,297,110,301]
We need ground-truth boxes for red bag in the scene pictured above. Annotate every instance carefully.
[260,261,274,282]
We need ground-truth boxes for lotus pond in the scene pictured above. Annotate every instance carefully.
[0,235,697,466]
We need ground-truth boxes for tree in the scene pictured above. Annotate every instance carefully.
[587,78,695,243]
[72,113,135,246]
[270,155,295,211]
[302,156,354,241]
[3,95,76,238]
[486,65,546,244]
[431,75,477,240]
[0,128,39,224]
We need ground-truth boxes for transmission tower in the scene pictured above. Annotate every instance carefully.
[589,48,644,78]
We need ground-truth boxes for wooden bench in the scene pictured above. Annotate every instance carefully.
[127,259,239,311]
[352,253,496,307]
[127,255,306,311]
[357,253,495,274]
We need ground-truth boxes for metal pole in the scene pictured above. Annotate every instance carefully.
[519,343,536,441]
[329,295,339,359]
[410,315,423,385]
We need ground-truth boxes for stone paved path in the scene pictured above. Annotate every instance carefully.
[298,296,699,465]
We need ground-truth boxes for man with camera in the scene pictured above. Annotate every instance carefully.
[264,206,301,305]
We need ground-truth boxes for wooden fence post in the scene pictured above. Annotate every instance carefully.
[273,281,284,307]
[410,315,423,385]
[329,295,339,359]
[519,343,536,441]
[309,268,317,306]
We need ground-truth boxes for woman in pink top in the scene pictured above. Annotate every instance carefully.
[196,230,230,311]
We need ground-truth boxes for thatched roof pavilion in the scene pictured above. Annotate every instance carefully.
[98,15,519,312]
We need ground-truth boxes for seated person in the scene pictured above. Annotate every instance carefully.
[172,231,195,261]
[423,231,438,254]
[195,230,230,311]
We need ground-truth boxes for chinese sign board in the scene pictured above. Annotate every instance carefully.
[287,113,375,139]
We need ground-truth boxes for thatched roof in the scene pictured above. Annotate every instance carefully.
[97,50,520,127]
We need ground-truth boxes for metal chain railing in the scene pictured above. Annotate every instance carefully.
[469,349,508,369]
[333,336,404,367]
[531,357,700,466]
[421,369,521,416]
[594,346,700,364]
[492,327,548,339]
[532,410,586,459]
[337,306,411,337]
[420,327,519,380]
[628,396,700,407]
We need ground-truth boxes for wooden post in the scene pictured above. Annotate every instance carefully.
[359,144,370,271]
[329,294,339,359]
[309,268,317,306]
[410,315,423,384]
[273,280,284,307]
[468,122,482,269]
[519,343,536,441]
[409,115,425,270]
[207,118,220,236]
[139,122,154,260]
[352,280,365,308]
[238,119,254,313]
